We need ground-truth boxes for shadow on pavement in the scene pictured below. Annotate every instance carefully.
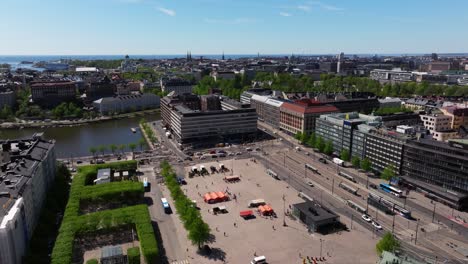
[197,245,227,262]
[151,220,169,264]
[144,196,154,206]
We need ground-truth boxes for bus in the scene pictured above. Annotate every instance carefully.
[161,198,171,214]
[305,164,319,173]
[339,182,359,196]
[338,171,357,183]
[266,169,279,180]
[380,183,403,197]
[143,177,150,192]
[346,200,367,214]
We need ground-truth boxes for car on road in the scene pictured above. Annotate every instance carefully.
[318,158,328,164]
[362,214,372,222]
[304,152,310,156]
[217,150,226,154]
[199,156,206,160]
[184,157,193,161]
[195,152,203,156]
[369,183,377,189]
[228,152,235,156]
[76,160,83,164]
[255,147,261,151]
[236,152,242,155]
[211,154,218,158]
[177,159,183,163]
[218,153,226,157]
[307,181,314,187]
[372,221,382,230]
[209,150,216,154]
[246,147,252,151]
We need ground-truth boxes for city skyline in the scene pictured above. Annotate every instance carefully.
[2,0,468,55]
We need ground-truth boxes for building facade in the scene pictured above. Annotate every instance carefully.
[250,95,284,128]
[420,114,458,141]
[93,93,160,115]
[160,78,193,95]
[315,112,382,153]
[0,134,56,264]
[402,139,468,195]
[0,90,16,109]
[161,94,258,145]
[30,81,76,107]
[280,100,338,135]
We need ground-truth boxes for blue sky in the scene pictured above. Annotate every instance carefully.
[1,0,467,55]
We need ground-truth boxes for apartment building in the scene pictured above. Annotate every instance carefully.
[420,114,458,141]
[160,78,193,95]
[0,134,56,264]
[30,81,76,107]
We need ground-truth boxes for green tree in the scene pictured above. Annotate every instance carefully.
[109,144,117,156]
[138,138,146,151]
[119,144,126,154]
[294,131,303,141]
[316,136,325,152]
[361,158,372,172]
[307,132,316,148]
[98,145,107,157]
[300,132,309,144]
[324,140,334,155]
[187,217,211,249]
[340,149,350,161]
[128,143,137,153]
[351,156,361,168]
[0,105,13,120]
[89,147,97,158]
[376,232,400,255]
[380,165,396,181]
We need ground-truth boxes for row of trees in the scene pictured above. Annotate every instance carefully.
[140,119,157,144]
[294,131,374,172]
[160,161,211,249]
[193,75,250,100]
[88,139,146,157]
[52,102,83,119]
[253,72,468,97]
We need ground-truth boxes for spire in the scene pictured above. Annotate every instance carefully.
[222,51,225,61]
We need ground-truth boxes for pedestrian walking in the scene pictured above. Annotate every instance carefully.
[224,232,226,236]
[216,227,219,231]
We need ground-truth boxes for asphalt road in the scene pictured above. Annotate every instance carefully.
[253,149,466,264]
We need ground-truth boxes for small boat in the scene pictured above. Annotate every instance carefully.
[131,127,137,133]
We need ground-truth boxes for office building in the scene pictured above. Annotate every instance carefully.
[85,77,116,102]
[250,95,285,128]
[370,69,414,83]
[211,71,236,81]
[364,128,413,174]
[316,112,382,154]
[30,81,76,107]
[200,95,221,111]
[160,78,193,95]
[280,100,339,135]
[401,139,468,210]
[161,94,258,145]
[0,134,56,264]
[93,93,160,115]
[440,106,468,130]
[240,89,272,104]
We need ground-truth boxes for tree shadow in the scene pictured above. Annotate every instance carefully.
[151,220,169,264]
[197,246,227,261]
[144,196,154,206]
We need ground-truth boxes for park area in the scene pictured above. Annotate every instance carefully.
[51,161,158,264]
[161,158,378,264]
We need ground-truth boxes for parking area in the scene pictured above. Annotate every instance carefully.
[170,158,377,264]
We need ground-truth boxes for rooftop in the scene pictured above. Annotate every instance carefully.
[281,101,338,114]
[0,133,55,218]
[293,200,339,222]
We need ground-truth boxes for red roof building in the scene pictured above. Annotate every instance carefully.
[280,99,339,135]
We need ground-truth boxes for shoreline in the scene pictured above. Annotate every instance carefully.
[0,109,160,129]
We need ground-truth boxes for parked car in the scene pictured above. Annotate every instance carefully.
[362,214,372,222]
[246,147,253,151]
[304,152,310,156]
[372,221,382,230]
[184,157,193,161]
[211,154,218,158]
[209,150,216,154]
[228,152,235,156]
[236,152,242,155]
[76,160,83,164]
[369,183,377,189]
[318,158,327,164]
[218,153,226,157]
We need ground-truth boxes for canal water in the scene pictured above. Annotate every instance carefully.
[0,113,160,158]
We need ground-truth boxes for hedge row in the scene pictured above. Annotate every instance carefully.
[128,247,141,264]
[51,161,158,264]
[140,120,157,143]
[160,161,211,247]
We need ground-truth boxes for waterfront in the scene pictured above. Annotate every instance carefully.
[0,113,160,158]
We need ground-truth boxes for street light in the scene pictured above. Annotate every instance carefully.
[319,239,323,257]
[283,194,287,227]
[432,202,437,223]
[414,219,420,244]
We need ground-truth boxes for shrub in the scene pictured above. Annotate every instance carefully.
[86,259,98,264]
[127,247,141,264]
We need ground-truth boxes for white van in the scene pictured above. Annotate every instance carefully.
[250,256,266,264]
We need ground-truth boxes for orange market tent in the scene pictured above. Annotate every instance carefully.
[216,192,227,201]
[209,192,219,200]
[258,205,274,215]
[204,193,213,203]
[263,205,273,213]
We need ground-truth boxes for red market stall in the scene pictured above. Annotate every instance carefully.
[240,210,254,219]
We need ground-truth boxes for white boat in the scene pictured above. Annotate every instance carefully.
[131,128,137,133]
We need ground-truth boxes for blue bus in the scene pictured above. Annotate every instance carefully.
[161,198,171,214]
[380,183,403,197]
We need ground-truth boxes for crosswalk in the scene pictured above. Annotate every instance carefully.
[171,260,189,264]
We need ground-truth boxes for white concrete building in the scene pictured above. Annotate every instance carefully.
[93,93,160,115]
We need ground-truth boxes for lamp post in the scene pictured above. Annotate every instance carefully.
[414,219,420,244]
[331,178,335,195]
[319,239,323,257]
[392,214,395,234]
[432,202,437,223]
[283,194,287,227]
